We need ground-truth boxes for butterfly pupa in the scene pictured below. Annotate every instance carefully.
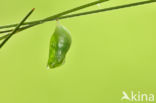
[47,21,72,69]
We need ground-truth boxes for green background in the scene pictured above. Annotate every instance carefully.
[0,0,156,103]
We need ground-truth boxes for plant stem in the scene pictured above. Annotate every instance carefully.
[0,8,35,48]
[0,0,109,29]
[0,0,155,42]
[0,0,155,38]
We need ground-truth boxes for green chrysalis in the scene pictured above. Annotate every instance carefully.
[47,21,72,69]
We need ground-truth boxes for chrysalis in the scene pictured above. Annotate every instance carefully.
[47,21,72,69]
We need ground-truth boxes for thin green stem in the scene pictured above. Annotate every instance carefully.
[59,0,156,19]
[0,0,155,39]
[0,8,35,48]
[0,0,109,29]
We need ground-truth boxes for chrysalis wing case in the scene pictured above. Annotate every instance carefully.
[47,21,72,69]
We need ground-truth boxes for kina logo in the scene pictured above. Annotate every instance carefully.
[121,91,155,102]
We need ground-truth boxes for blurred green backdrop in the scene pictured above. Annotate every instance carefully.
[0,0,156,103]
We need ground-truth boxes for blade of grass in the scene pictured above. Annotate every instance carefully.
[0,0,155,38]
[0,0,109,29]
[0,8,35,48]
